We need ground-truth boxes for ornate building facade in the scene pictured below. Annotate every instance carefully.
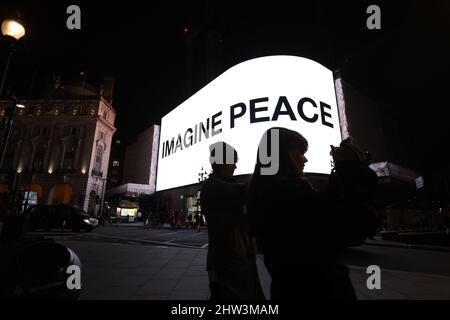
[0,82,116,215]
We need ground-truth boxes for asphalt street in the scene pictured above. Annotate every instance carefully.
[28,224,450,278]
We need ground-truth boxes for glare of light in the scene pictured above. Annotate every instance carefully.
[48,168,53,174]
[1,19,25,41]
[16,104,26,109]
[82,168,86,174]
[183,27,189,33]
[17,168,22,173]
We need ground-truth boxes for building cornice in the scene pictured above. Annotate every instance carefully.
[13,115,100,122]
[97,117,117,133]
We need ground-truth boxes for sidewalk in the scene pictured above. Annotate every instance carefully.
[60,239,450,300]
[364,238,450,252]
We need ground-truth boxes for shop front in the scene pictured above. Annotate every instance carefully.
[115,200,139,223]
[105,183,153,223]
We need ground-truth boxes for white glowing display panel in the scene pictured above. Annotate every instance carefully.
[157,56,342,191]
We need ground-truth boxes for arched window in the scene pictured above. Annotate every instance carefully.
[32,143,47,172]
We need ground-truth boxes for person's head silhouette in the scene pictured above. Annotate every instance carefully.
[254,127,309,179]
[209,141,239,179]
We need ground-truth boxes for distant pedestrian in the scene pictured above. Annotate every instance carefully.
[194,212,201,232]
[187,212,193,227]
[169,210,178,230]
[248,128,378,300]
[178,210,186,227]
[159,210,165,229]
[201,141,265,300]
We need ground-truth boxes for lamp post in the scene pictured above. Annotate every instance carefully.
[1,19,26,98]
[0,96,25,169]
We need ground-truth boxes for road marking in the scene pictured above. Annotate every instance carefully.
[88,233,204,249]
[138,232,174,238]
[201,243,209,248]
[178,232,204,239]
[127,242,142,245]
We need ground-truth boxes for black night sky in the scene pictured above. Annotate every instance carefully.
[1,0,450,174]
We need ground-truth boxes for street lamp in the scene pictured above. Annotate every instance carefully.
[0,19,26,98]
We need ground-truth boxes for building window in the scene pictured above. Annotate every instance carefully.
[33,127,49,136]
[27,106,35,115]
[62,144,77,171]
[95,145,103,173]
[32,144,47,172]
[40,127,49,136]
[113,161,120,167]
[13,127,20,137]
[103,111,108,120]
[99,131,104,140]
[64,127,79,136]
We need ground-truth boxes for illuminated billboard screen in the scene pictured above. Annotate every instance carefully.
[156,55,342,191]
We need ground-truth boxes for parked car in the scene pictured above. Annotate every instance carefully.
[25,205,98,232]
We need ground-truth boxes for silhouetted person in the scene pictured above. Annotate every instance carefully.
[201,141,265,300]
[187,212,193,227]
[248,128,377,300]
[194,212,202,233]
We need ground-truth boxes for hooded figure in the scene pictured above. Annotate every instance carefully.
[201,141,265,300]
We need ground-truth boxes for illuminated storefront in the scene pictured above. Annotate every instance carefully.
[106,183,152,223]
[116,200,139,223]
